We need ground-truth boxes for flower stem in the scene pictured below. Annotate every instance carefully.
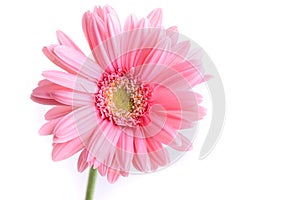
[85,168,97,200]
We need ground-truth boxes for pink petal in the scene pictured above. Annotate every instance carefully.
[146,138,170,167]
[92,159,102,169]
[107,168,120,184]
[52,137,84,161]
[97,163,108,176]
[82,5,121,71]
[98,120,122,146]
[151,85,203,129]
[52,90,94,106]
[137,18,151,28]
[145,108,194,151]
[140,39,171,66]
[95,153,123,182]
[54,46,103,80]
[124,14,138,31]
[120,29,166,71]
[56,30,84,54]
[39,118,60,135]
[119,170,129,177]
[168,133,193,151]
[30,95,62,105]
[115,133,134,172]
[164,41,191,66]
[142,66,202,128]
[152,126,178,145]
[31,80,70,106]
[147,8,162,27]
[53,106,98,143]
[82,11,106,49]
[41,70,75,89]
[93,6,104,20]
[82,11,98,50]
[92,41,116,72]
[31,80,67,105]
[32,79,69,99]
[77,149,89,172]
[132,156,149,172]
[43,45,76,74]
[82,13,114,71]
[132,138,150,172]
[153,86,197,113]
[166,26,179,46]
[168,91,206,121]
[142,28,196,79]
[42,70,98,93]
[104,5,121,37]
[171,61,208,87]
[87,121,122,167]
[138,104,167,138]
[151,85,181,111]
[149,159,159,171]
[101,35,120,70]
[37,79,53,87]
[137,61,203,95]
[45,106,73,120]
[164,110,196,129]
[121,49,151,73]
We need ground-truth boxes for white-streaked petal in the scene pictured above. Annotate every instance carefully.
[52,91,94,106]
[54,46,103,80]
[42,70,98,93]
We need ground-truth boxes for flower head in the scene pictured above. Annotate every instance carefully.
[31,5,208,183]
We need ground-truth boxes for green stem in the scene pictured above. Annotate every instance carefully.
[85,168,97,200]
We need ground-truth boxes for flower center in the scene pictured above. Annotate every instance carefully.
[95,73,151,127]
[112,87,132,112]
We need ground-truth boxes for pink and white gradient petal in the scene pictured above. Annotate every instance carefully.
[78,149,90,172]
[56,30,84,54]
[124,14,138,31]
[53,106,98,143]
[147,8,163,27]
[45,106,73,120]
[53,46,103,80]
[52,137,85,161]
[51,91,94,107]
[39,118,61,136]
[42,70,98,93]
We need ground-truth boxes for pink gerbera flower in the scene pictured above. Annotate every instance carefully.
[31,5,208,184]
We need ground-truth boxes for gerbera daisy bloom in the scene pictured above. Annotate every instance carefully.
[31,5,208,184]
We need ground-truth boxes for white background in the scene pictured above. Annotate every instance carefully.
[1,0,300,199]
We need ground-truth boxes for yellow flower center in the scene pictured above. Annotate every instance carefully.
[112,87,133,112]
